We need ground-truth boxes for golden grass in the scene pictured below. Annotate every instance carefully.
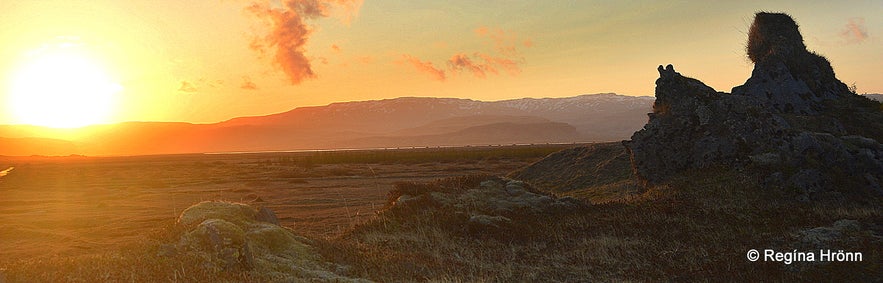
[1,144,880,281]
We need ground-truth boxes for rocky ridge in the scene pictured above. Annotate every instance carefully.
[623,12,883,200]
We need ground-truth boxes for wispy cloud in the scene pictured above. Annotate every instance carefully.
[448,53,487,78]
[399,55,446,81]
[241,77,258,90]
[245,0,362,85]
[840,17,868,44]
[178,81,198,93]
[399,27,531,81]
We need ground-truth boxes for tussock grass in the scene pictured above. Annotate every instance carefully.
[316,168,881,281]
[2,221,259,282]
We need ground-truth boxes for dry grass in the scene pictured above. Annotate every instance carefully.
[316,169,881,281]
[1,144,879,281]
[0,145,565,281]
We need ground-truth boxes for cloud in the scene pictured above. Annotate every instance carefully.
[840,18,868,44]
[474,26,520,57]
[357,56,374,64]
[246,0,362,85]
[448,53,487,78]
[178,81,198,93]
[474,53,521,75]
[399,27,531,81]
[400,55,446,81]
[241,77,258,90]
[523,39,533,48]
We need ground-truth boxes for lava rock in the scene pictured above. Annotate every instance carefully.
[624,12,883,200]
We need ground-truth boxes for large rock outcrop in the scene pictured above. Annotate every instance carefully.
[624,12,883,200]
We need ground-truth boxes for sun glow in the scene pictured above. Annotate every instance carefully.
[6,47,122,128]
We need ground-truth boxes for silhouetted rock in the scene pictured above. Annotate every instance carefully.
[624,13,883,200]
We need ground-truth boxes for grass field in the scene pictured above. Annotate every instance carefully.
[0,144,574,262]
[1,142,879,281]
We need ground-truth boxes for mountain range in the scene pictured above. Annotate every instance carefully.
[0,93,654,156]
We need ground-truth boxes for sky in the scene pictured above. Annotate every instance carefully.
[0,0,880,126]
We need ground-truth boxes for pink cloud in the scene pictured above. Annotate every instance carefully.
[400,55,446,81]
[245,0,362,85]
[448,53,487,78]
[841,18,868,44]
[400,27,531,81]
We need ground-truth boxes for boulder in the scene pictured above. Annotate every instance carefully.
[173,201,366,281]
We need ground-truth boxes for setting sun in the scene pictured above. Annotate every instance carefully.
[6,47,121,128]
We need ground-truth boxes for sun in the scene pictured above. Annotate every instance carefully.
[7,48,122,128]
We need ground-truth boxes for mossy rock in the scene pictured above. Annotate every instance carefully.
[180,219,247,250]
[172,201,368,281]
[178,218,251,270]
[246,222,317,261]
[177,201,258,228]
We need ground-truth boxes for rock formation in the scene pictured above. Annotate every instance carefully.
[624,12,883,200]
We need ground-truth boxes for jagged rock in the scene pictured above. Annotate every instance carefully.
[624,12,883,200]
[625,64,786,185]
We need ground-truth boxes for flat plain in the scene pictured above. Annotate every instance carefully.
[0,144,572,262]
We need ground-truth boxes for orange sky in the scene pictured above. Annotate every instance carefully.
[1,1,881,126]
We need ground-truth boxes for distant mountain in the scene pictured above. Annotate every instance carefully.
[0,93,653,156]
[223,93,653,138]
